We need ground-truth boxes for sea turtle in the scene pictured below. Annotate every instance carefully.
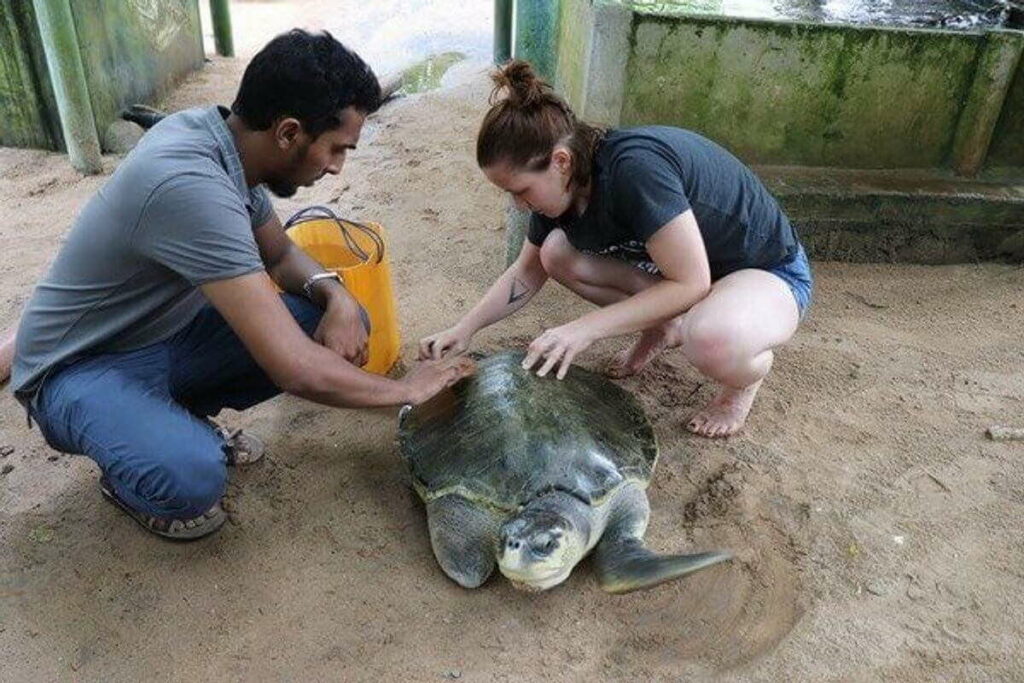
[397,351,731,593]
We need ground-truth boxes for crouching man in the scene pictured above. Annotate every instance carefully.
[8,30,472,540]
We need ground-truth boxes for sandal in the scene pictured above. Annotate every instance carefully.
[100,477,226,540]
[207,421,265,466]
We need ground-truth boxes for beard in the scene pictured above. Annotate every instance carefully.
[265,178,299,198]
[265,140,313,198]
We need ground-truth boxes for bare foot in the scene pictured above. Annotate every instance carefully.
[686,380,762,438]
[607,317,684,379]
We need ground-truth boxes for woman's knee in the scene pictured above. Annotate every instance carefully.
[538,230,581,280]
[682,315,747,375]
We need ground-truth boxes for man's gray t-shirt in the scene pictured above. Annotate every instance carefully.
[11,106,272,399]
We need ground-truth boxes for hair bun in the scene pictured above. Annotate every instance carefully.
[490,59,550,108]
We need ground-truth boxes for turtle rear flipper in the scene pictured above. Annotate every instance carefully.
[594,537,731,594]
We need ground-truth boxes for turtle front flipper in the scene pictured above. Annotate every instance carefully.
[594,535,732,595]
[593,483,732,594]
[598,536,733,593]
[598,540,733,593]
[426,494,502,589]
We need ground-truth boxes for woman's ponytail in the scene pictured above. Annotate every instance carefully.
[477,60,604,192]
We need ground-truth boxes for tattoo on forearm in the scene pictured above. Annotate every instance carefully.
[508,277,530,305]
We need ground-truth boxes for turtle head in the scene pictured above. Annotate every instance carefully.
[496,492,591,592]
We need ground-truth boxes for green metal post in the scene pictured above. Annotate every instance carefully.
[514,0,559,82]
[32,0,101,174]
[494,0,513,64]
[210,0,234,57]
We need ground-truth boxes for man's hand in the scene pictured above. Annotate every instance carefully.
[418,323,473,360]
[400,356,476,404]
[315,296,370,367]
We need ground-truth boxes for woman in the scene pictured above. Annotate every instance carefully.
[420,61,812,438]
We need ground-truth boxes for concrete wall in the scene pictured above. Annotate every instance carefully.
[988,51,1024,169]
[0,0,62,149]
[0,0,203,152]
[510,0,1024,264]
[523,0,1024,175]
[622,17,979,168]
[72,0,204,140]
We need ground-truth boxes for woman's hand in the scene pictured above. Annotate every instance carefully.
[419,323,473,360]
[521,320,596,380]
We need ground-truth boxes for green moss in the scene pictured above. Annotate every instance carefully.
[621,13,982,168]
[987,50,1024,167]
[70,0,203,138]
[0,0,62,149]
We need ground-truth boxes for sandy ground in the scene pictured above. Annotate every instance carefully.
[2,4,1024,681]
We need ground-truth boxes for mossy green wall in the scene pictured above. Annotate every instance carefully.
[0,0,62,149]
[553,0,592,109]
[0,0,202,151]
[71,0,203,138]
[621,16,981,168]
[987,58,1024,168]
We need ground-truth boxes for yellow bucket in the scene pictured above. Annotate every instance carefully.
[285,207,401,375]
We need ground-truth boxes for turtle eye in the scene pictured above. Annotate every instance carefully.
[532,536,558,556]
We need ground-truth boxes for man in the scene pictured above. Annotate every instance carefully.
[6,30,473,540]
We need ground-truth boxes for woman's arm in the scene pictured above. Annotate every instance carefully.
[420,240,548,359]
[522,210,710,377]
[577,210,710,337]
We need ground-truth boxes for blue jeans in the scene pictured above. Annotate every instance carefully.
[31,294,323,520]
[766,244,813,319]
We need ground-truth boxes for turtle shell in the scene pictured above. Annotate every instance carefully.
[398,351,658,510]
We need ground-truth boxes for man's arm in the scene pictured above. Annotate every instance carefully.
[200,271,472,407]
[253,211,370,366]
[253,212,342,303]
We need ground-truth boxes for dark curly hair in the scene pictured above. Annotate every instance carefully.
[231,29,381,138]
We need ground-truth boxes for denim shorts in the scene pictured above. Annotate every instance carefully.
[611,241,813,319]
[767,244,813,319]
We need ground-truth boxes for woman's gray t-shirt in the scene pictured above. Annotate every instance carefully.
[528,126,799,279]
[11,106,272,400]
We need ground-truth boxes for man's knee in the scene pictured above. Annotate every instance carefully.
[357,305,371,334]
[280,293,370,336]
[134,448,226,519]
[538,229,580,281]
[281,293,323,336]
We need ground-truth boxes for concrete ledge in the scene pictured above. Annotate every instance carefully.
[760,166,1024,262]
